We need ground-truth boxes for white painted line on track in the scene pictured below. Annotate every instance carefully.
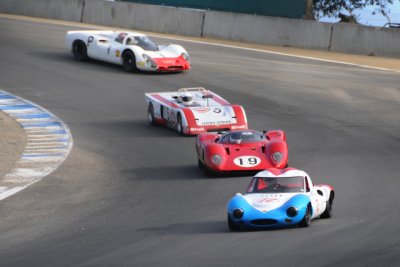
[146,34,400,73]
[0,90,73,201]
[1,14,398,74]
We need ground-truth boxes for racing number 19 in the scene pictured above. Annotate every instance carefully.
[238,157,258,165]
[234,156,261,167]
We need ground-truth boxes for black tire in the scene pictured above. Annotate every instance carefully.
[122,50,137,72]
[204,166,218,178]
[72,40,88,61]
[147,103,155,125]
[320,199,332,219]
[298,204,311,227]
[177,114,184,135]
[198,159,204,169]
[228,215,241,231]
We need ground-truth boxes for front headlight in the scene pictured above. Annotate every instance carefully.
[181,52,190,63]
[211,154,222,165]
[286,206,298,218]
[142,54,157,68]
[232,208,244,219]
[272,152,283,163]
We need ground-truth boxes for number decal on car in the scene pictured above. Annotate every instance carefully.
[233,156,261,167]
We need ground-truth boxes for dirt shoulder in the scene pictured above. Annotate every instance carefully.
[0,112,26,179]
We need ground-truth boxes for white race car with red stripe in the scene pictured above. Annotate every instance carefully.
[145,87,248,135]
[66,30,190,72]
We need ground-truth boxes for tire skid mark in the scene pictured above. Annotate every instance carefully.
[0,90,73,201]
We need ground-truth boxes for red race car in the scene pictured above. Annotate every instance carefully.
[196,130,288,176]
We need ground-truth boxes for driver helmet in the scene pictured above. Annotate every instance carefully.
[181,92,193,105]
[116,32,127,43]
[230,132,242,144]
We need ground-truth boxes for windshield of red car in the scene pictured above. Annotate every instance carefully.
[219,131,265,144]
[247,176,305,193]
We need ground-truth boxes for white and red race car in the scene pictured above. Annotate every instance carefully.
[66,30,190,72]
[144,87,248,135]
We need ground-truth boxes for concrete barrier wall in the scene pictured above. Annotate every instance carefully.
[0,0,399,57]
[0,0,84,22]
[83,0,205,37]
[330,23,400,57]
[203,11,333,50]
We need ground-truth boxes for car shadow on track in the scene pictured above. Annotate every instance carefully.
[123,165,256,181]
[136,220,228,235]
[31,51,187,75]
[122,165,206,181]
[86,119,183,138]
[135,220,303,234]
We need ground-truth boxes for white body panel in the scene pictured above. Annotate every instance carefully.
[248,169,333,219]
[144,87,247,134]
[66,30,190,71]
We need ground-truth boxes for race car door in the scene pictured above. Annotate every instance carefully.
[87,36,122,64]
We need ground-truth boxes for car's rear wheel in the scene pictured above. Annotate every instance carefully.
[298,204,311,227]
[321,196,333,219]
[122,50,137,72]
[228,215,241,231]
[148,103,155,125]
[72,40,88,61]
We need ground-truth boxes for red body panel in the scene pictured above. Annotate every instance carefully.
[196,130,289,173]
[153,55,190,72]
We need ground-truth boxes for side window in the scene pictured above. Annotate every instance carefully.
[305,177,310,192]
[219,134,230,143]
[247,178,256,193]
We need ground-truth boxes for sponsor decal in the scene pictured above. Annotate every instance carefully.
[115,50,120,57]
[233,156,261,167]
[169,110,176,121]
[190,127,205,132]
[258,197,278,203]
[201,120,231,125]
[138,61,145,67]
[213,108,222,113]
[231,125,247,130]
[194,108,210,113]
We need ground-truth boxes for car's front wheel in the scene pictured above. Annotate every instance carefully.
[298,204,311,227]
[148,103,155,125]
[122,50,137,72]
[198,159,203,169]
[228,215,241,231]
[72,40,88,61]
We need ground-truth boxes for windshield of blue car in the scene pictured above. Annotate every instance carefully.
[247,176,305,193]
[219,131,265,144]
[126,36,159,51]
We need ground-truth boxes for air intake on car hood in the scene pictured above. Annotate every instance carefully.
[250,219,278,225]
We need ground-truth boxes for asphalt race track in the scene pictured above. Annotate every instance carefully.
[1,17,400,267]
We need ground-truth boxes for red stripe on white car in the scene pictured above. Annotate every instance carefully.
[209,92,230,105]
[149,94,179,108]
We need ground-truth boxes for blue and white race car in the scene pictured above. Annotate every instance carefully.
[227,168,334,231]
